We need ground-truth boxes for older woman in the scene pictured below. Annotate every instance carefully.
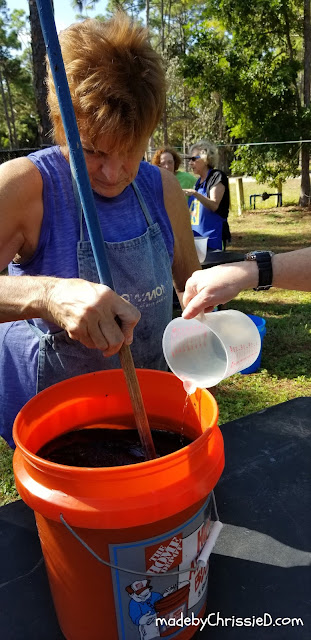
[0,13,200,447]
[183,139,230,251]
[151,146,196,191]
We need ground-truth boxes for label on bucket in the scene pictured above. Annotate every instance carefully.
[109,496,212,639]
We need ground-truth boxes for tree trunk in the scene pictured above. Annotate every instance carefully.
[148,135,155,162]
[281,1,301,110]
[299,0,311,206]
[182,124,187,169]
[146,0,149,26]
[160,0,168,144]
[28,0,53,146]
[162,96,168,145]
[5,77,18,148]
[0,66,14,148]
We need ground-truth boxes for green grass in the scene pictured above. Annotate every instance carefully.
[1,204,310,506]
[214,204,311,425]
[0,442,17,505]
[229,176,301,212]
[215,291,311,425]
[227,205,311,253]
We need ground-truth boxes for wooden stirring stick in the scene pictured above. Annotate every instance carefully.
[118,344,157,460]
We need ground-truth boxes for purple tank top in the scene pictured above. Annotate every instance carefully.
[1,148,174,447]
[9,146,174,279]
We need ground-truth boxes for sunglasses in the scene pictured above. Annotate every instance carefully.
[188,155,201,162]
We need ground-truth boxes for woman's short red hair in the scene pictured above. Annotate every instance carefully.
[47,12,166,151]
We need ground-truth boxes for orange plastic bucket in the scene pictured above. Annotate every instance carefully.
[13,369,224,640]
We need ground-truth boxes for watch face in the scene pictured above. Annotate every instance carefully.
[244,251,274,290]
[245,251,274,260]
[256,251,275,260]
[253,251,269,256]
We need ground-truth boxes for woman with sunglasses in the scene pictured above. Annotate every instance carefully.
[183,140,230,252]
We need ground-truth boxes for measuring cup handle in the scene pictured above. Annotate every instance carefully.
[195,312,206,323]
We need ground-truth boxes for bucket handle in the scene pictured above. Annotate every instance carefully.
[59,492,223,577]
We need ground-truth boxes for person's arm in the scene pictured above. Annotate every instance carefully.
[0,157,43,271]
[0,158,140,355]
[182,182,225,212]
[160,168,201,307]
[182,248,311,318]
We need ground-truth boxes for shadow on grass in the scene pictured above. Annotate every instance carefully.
[228,297,311,315]
[229,231,311,253]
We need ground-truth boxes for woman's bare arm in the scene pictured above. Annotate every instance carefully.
[182,182,225,212]
[182,248,311,318]
[0,158,140,354]
[160,168,201,307]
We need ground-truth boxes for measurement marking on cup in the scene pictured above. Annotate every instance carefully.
[229,342,259,368]
[171,334,209,358]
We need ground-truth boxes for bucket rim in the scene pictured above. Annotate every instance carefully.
[13,369,219,476]
[14,421,218,475]
[246,313,266,326]
[13,369,223,528]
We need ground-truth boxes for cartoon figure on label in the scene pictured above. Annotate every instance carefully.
[189,196,200,227]
[125,579,175,640]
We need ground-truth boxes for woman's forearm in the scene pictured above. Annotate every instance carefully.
[232,248,311,292]
[0,275,141,354]
[195,191,218,211]
[271,248,311,291]
[0,275,55,322]
[182,248,311,319]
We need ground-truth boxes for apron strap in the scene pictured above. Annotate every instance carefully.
[24,319,45,338]
[131,180,154,226]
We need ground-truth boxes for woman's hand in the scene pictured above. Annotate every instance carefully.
[44,278,141,356]
[182,188,196,197]
[182,263,257,318]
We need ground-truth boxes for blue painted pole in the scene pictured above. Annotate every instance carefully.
[35,0,114,290]
[34,1,156,460]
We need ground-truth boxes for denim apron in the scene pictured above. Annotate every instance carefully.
[27,181,173,394]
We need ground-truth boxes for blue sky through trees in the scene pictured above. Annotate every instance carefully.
[8,1,108,31]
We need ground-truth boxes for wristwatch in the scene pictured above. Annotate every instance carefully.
[244,251,275,290]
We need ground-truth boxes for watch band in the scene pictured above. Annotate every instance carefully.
[244,251,274,290]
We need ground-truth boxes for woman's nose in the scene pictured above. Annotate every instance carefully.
[161,163,173,172]
[99,156,122,182]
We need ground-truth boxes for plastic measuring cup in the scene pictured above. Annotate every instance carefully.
[194,237,209,264]
[162,309,261,393]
